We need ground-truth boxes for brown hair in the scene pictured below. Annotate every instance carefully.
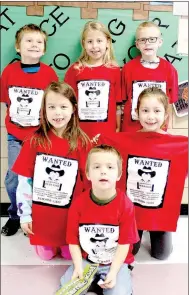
[75,21,118,70]
[136,87,169,114]
[15,24,47,52]
[86,144,123,177]
[31,81,90,152]
[136,21,162,39]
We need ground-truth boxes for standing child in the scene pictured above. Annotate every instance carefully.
[95,87,188,260]
[64,21,122,137]
[12,81,90,260]
[122,21,178,132]
[59,145,139,295]
[1,24,58,236]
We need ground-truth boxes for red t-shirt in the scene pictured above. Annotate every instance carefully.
[12,130,90,246]
[98,131,188,232]
[67,189,139,265]
[121,56,178,132]
[64,63,122,137]
[1,62,58,140]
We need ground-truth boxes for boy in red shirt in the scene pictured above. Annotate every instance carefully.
[1,24,58,236]
[122,21,178,132]
[59,145,139,295]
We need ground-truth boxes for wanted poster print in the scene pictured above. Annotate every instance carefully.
[8,86,44,127]
[33,154,78,207]
[126,155,170,208]
[131,81,166,120]
[79,224,119,264]
[77,80,110,121]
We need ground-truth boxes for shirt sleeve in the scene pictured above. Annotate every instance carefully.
[0,68,9,104]
[66,197,81,245]
[64,65,77,94]
[121,64,128,103]
[168,65,178,104]
[114,67,122,104]
[51,68,59,82]
[16,176,33,223]
[12,138,36,177]
[118,196,139,245]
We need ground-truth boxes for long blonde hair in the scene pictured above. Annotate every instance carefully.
[75,21,118,70]
[31,81,90,152]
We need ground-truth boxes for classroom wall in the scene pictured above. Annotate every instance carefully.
[1,1,188,204]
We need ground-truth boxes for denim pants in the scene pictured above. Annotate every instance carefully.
[60,259,132,295]
[4,140,22,220]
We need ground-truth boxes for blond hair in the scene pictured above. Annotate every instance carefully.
[15,24,48,52]
[75,21,118,70]
[31,81,90,152]
[136,87,169,114]
[86,144,123,177]
[136,21,162,39]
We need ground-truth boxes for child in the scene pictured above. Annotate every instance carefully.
[12,81,90,260]
[121,21,178,132]
[64,21,122,137]
[1,24,58,236]
[94,87,188,260]
[59,145,139,295]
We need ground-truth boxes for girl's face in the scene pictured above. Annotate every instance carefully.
[83,29,109,65]
[46,91,74,136]
[138,95,167,133]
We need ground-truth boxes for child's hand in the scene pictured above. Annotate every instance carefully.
[100,271,116,289]
[21,222,34,235]
[91,134,101,145]
[71,267,83,280]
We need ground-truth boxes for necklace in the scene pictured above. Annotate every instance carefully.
[141,58,160,64]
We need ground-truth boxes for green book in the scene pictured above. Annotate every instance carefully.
[56,264,99,295]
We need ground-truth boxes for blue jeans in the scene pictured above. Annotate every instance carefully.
[60,259,132,295]
[4,140,22,220]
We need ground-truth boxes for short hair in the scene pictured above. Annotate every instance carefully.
[136,87,169,114]
[86,144,123,177]
[136,21,162,39]
[15,24,48,52]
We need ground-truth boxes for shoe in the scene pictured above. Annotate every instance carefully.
[1,218,20,236]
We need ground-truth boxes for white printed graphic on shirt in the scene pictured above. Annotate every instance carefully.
[131,81,166,120]
[77,80,110,121]
[79,224,119,264]
[33,154,78,207]
[9,86,44,127]
[126,155,170,208]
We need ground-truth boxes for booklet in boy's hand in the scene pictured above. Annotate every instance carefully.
[56,264,99,295]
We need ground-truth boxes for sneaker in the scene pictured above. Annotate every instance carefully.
[1,218,20,236]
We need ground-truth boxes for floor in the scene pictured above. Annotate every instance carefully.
[1,217,188,295]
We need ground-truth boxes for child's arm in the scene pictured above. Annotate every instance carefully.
[101,244,129,289]
[116,104,122,132]
[69,245,84,280]
[16,175,34,235]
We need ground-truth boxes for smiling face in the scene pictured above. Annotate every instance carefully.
[46,91,74,137]
[83,29,109,65]
[138,95,167,133]
[16,31,45,64]
[136,27,162,60]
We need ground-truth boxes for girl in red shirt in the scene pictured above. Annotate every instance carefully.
[12,81,90,260]
[64,21,122,137]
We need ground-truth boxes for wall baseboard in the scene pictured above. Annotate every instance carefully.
[0,203,188,217]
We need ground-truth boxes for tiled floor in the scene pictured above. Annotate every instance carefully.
[1,217,188,295]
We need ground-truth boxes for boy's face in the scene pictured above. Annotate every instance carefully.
[16,31,45,63]
[136,27,162,59]
[87,151,120,193]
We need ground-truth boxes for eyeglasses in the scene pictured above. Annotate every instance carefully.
[137,37,159,44]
